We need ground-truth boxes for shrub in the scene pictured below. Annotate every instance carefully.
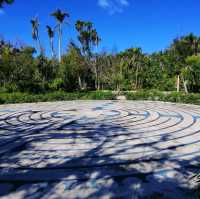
[125,90,200,105]
[0,91,116,104]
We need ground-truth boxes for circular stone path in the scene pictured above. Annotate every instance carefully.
[0,101,200,199]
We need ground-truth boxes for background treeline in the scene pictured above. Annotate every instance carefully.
[0,7,200,94]
[1,32,200,93]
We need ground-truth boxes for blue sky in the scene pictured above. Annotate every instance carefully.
[0,0,200,55]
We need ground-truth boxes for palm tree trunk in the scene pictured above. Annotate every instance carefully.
[35,40,40,54]
[94,65,98,90]
[177,75,180,92]
[95,43,99,90]
[37,32,43,54]
[135,65,139,90]
[98,67,102,90]
[34,37,40,54]
[58,23,62,62]
[182,76,188,93]
[50,37,54,58]
[97,76,100,90]
[78,76,82,90]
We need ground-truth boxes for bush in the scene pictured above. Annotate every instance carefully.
[0,91,116,104]
[125,90,200,105]
[0,90,200,105]
[81,91,115,100]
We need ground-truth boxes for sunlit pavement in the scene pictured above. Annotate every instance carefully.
[0,101,199,199]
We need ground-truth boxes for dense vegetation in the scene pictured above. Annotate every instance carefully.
[1,30,200,94]
[0,2,200,102]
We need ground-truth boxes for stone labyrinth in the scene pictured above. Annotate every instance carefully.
[0,101,200,199]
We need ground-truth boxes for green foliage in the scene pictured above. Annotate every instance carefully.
[0,90,199,105]
[125,90,200,105]
[51,9,69,23]
[0,91,116,104]
[58,44,82,91]
[75,20,100,56]
[81,91,115,100]
[49,78,63,91]
[1,5,200,94]
[185,55,200,92]
[1,32,200,95]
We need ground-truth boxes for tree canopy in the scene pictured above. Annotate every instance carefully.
[1,7,200,93]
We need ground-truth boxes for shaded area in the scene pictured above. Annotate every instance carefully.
[0,101,199,199]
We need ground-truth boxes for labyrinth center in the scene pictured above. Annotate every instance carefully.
[0,101,200,198]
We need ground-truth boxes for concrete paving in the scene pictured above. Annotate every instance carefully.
[0,100,199,199]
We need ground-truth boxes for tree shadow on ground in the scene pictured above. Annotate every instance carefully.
[0,109,199,199]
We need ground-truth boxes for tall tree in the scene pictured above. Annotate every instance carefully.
[185,55,200,92]
[92,29,101,89]
[51,9,70,62]
[60,42,86,90]
[75,20,100,89]
[118,48,144,89]
[30,17,43,54]
[75,20,99,56]
[168,34,200,92]
[185,33,200,56]
[46,25,55,58]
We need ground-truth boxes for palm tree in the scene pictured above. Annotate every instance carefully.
[75,20,101,89]
[127,48,142,89]
[30,17,42,54]
[91,29,100,46]
[75,20,84,32]
[51,9,69,62]
[46,25,55,58]
[91,29,101,89]
[190,35,200,56]
[75,21,99,56]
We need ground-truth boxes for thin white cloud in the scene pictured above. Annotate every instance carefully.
[98,0,110,8]
[0,9,5,15]
[120,0,129,6]
[98,0,129,15]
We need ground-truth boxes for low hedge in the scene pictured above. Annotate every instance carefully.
[0,90,200,105]
[124,90,200,105]
[0,91,116,104]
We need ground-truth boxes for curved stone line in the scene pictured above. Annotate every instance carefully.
[0,109,198,145]
[3,136,200,168]
[0,101,200,196]
[2,147,200,171]
[17,128,200,159]
[58,109,193,140]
